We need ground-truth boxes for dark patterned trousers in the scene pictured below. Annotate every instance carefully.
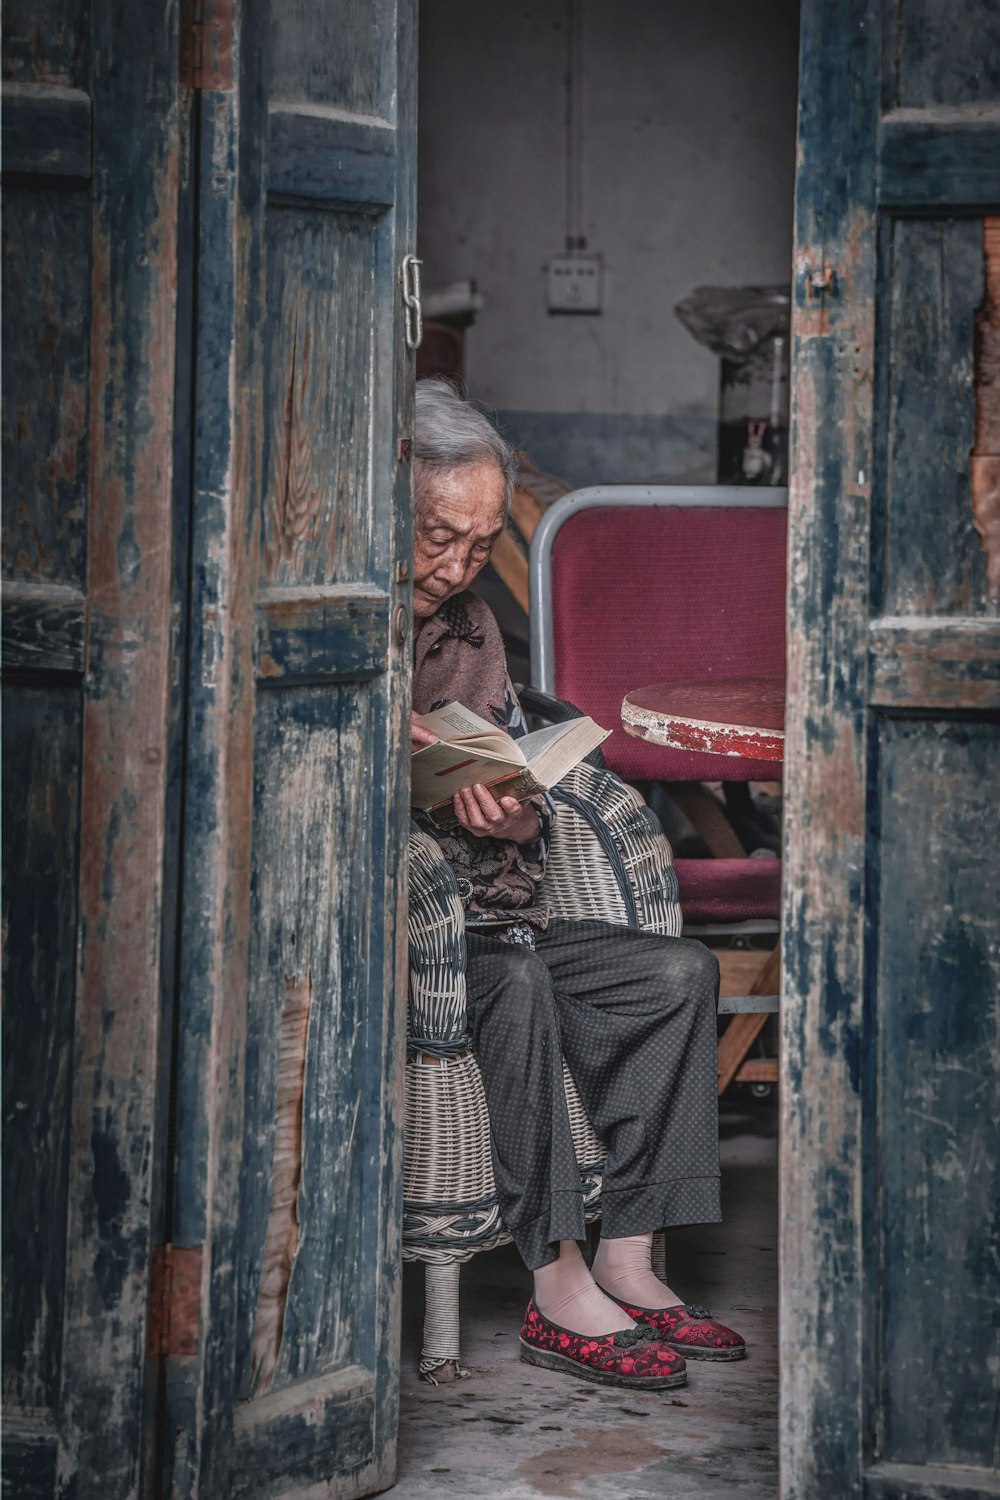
[465,918,722,1270]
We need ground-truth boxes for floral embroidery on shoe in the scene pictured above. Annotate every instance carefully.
[609,1298,747,1360]
[519,1301,687,1386]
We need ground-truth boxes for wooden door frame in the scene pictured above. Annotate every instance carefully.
[781,0,877,1490]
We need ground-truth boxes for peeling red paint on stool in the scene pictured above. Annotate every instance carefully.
[621,677,785,762]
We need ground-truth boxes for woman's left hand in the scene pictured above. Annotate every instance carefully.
[452,784,540,844]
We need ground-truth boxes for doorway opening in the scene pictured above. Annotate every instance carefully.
[399,2,800,1493]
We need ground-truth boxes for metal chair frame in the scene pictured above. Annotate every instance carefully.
[529,484,788,696]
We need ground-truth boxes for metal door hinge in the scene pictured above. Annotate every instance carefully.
[147,1244,203,1358]
[181,0,234,92]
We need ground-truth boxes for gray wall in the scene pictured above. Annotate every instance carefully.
[418,0,800,485]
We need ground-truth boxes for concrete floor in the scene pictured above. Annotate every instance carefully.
[393,1095,778,1500]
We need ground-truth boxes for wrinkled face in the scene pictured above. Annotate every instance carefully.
[412,459,507,619]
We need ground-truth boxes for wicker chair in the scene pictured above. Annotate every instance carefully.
[403,758,683,1379]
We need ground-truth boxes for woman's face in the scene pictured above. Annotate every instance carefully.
[412,459,507,619]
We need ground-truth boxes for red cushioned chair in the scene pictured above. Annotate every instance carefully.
[529,486,786,1090]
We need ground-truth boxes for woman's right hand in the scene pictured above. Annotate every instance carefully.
[411,715,438,752]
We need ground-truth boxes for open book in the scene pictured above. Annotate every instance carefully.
[411,701,610,830]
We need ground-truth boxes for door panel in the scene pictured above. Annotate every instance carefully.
[888,0,1000,108]
[784,3,1000,1497]
[262,211,380,588]
[883,219,986,616]
[158,1,416,1495]
[877,719,999,1472]
[268,0,392,115]
[2,178,90,1449]
[230,10,410,1469]
[239,684,380,1396]
[2,2,180,1495]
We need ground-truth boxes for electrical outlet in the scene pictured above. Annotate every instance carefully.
[547,254,602,314]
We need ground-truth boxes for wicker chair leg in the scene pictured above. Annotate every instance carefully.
[651,1229,668,1283]
[420,1260,468,1384]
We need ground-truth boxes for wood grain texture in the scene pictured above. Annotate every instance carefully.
[782,1,878,1492]
[1,685,81,1412]
[267,0,388,118]
[151,52,260,1498]
[885,0,1000,109]
[250,974,311,1394]
[238,688,374,1396]
[54,0,180,1492]
[787,5,1000,1495]
[878,110,1000,209]
[2,18,95,1497]
[1,1412,58,1500]
[716,944,780,1093]
[1,581,86,676]
[876,719,1000,1472]
[189,0,412,1490]
[870,617,1000,709]
[882,218,993,616]
[2,187,90,588]
[257,584,389,683]
[865,1461,1000,1499]
[269,106,396,206]
[262,209,376,587]
[1,0,90,87]
[1,82,92,177]
[230,1372,378,1498]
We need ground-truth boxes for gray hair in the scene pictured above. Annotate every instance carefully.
[413,378,518,515]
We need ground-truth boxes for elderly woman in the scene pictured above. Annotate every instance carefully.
[411,379,745,1391]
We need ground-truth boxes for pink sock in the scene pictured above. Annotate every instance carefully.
[532,1241,636,1338]
[592,1233,679,1310]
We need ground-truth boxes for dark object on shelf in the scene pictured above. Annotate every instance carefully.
[416,279,484,381]
[675,285,790,486]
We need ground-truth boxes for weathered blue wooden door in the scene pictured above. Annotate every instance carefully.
[156,1,416,1496]
[783,3,1000,1497]
[3,1,183,1494]
[3,0,415,1495]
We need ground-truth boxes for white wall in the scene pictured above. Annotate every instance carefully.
[418,0,800,482]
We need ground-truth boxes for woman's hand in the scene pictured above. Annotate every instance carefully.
[452,784,541,844]
[412,715,438,751]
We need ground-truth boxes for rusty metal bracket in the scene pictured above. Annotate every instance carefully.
[804,266,840,301]
[147,1244,203,1358]
[181,0,234,92]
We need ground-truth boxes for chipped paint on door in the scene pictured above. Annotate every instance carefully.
[783,4,1000,1497]
[2,0,181,1495]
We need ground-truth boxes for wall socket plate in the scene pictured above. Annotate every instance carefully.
[547,254,602,313]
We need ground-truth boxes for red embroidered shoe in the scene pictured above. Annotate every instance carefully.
[519,1301,687,1389]
[607,1299,747,1361]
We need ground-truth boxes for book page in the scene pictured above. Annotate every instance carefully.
[411,735,526,809]
[518,718,586,759]
[413,701,512,756]
[522,715,610,788]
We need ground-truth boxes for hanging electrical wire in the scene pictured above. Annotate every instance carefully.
[565,0,585,251]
